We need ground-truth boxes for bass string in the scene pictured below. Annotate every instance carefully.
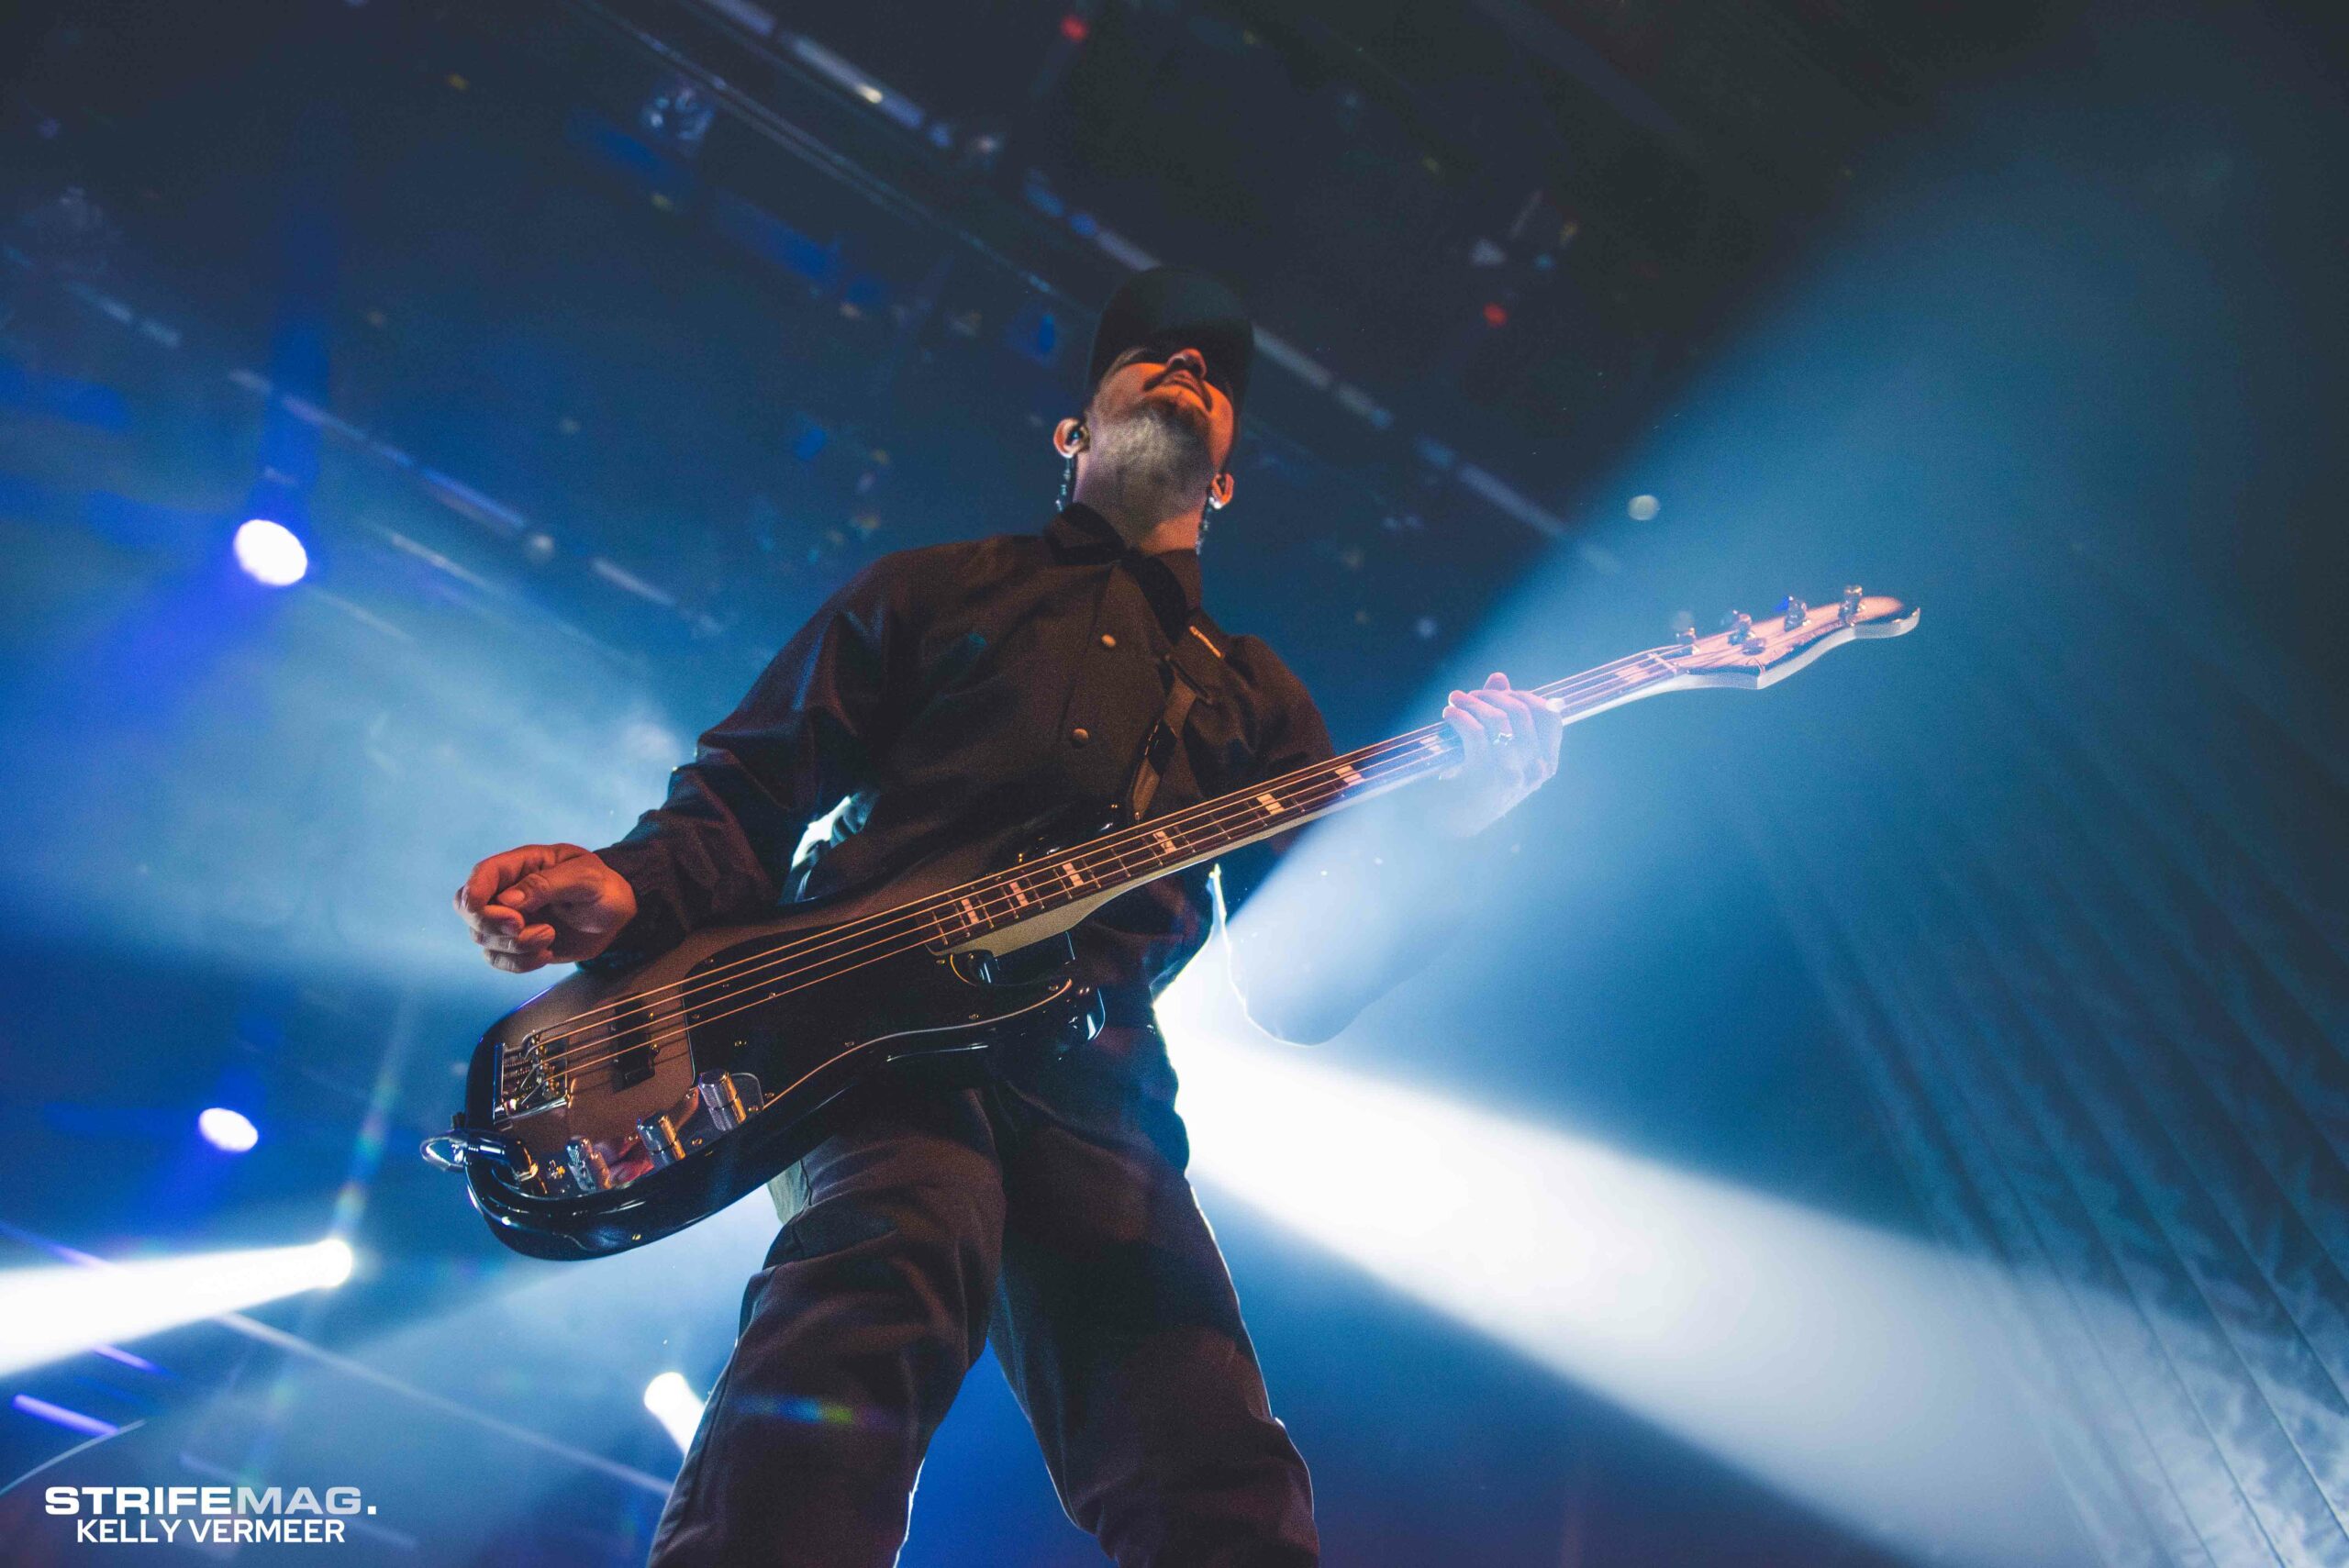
[519,651,1677,1064]
[518,655,1647,1065]
[532,654,1686,1083]
[534,740,1439,1084]
[518,651,1682,1078]
[517,661,1611,1058]
[525,651,1681,1054]
[519,650,1664,1053]
[519,651,1676,1072]
[529,726,1436,1081]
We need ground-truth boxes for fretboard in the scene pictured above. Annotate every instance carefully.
[922,647,1685,949]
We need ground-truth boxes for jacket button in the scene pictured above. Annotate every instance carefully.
[1070,727,1091,746]
[1099,633,1117,649]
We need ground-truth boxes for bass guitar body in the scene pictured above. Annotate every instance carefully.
[439,832,1107,1261]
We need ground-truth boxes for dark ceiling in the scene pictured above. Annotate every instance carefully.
[1,0,2078,728]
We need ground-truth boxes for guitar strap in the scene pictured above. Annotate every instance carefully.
[1122,609,1228,827]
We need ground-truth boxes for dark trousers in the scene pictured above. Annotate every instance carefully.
[646,1027,1319,1567]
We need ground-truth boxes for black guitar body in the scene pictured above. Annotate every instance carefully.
[445,821,1108,1261]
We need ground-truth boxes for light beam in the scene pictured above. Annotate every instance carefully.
[0,1237,354,1376]
[1160,1009,2076,1566]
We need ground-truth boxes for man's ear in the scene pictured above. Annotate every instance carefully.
[1052,417,1087,459]
[1207,470,1235,511]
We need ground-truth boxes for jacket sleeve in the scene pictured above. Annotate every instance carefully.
[594,560,909,957]
[1217,685,1504,1044]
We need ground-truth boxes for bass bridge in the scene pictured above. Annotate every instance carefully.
[495,1030,567,1119]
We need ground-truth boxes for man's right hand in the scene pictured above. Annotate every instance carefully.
[455,844,639,973]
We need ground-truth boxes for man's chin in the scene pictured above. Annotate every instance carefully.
[1092,402,1218,501]
[1139,397,1213,448]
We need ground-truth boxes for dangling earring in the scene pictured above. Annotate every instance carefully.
[1199,480,1226,548]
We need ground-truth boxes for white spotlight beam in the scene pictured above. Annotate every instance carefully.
[0,1238,354,1376]
[644,1372,707,1452]
[1166,1024,2076,1567]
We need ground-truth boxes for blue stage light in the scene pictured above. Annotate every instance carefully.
[233,517,308,586]
[10,1393,120,1439]
[643,1371,706,1451]
[197,1106,260,1152]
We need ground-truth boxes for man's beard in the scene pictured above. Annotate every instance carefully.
[1086,399,1217,518]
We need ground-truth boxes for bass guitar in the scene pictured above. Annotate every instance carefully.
[426,587,1918,1259]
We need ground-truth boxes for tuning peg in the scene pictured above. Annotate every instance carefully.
[1840,584,1864,623]
[1721,610,1753,644]
[1781,595,1809,629]
[1671,623,1700,656]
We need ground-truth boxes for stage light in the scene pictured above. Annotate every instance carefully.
[233,517,308,586]
[197,1106,260,1152]
[11,1393,120,1440]
[1627,493,1660,520]
[0,1237,355,1376]
[643,1371,706,1452]
[1156,1001,2074,1567]
[1481,301,1508,328]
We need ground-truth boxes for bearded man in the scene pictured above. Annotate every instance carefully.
[455,268,1562,1566]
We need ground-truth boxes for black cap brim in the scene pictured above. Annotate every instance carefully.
[1085,267,1253,422]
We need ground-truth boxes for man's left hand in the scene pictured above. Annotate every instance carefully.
[1428,672,1564,839]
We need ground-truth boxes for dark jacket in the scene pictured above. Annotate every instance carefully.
[596,505,1473,1041]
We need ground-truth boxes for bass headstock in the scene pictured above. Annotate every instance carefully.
[1661,586,1919,689]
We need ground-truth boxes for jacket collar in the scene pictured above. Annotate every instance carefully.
[1045,504,1203,634]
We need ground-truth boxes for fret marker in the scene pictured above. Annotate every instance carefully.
[1061,864,1085,891]
[1334,763,1363,787]
[1152,829,1177,855]
[1006,880,1034,909]
[956,897,984,929]
[1256,793,1284,815]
